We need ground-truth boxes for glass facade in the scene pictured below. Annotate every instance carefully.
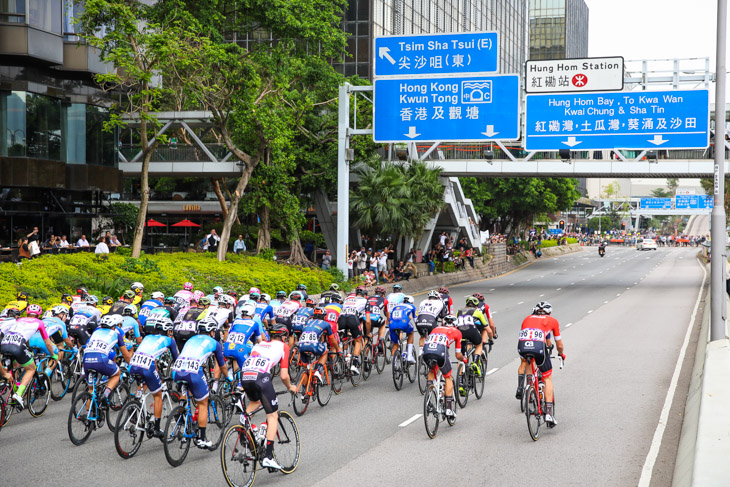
[529,0,588,60]
[338,0,528,80]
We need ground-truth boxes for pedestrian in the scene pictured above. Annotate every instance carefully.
[321,250,332,270]
[18,237,30,260]
[76,234,90,248]
[95,237,110,255]
[357,247,367,277]
[27,227,41,257]
[204,229,220,253]
[370,250,380,284]
[347,251,356,280]
[233,234,247,254]
[377,249,388,279]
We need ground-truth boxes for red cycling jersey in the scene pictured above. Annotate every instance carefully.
[519,314,561,341]
[425,326,463,353]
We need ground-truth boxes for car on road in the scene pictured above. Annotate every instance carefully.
[637,238,658,251]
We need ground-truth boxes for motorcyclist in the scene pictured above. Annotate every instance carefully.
[598,240,607,256]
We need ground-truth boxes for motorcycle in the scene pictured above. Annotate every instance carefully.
[598,245,606,257]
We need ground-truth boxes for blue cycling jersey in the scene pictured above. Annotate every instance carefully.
[225,318,266,351]
[28,317,67,352]
[138,299,162,326]
[253,302,274,323]
[134,334,179,361]
[120,316,142,339]
[84,327,127,361]
[386,293,406,306]
[174,334,225,371]
[389,303,416,330]
[301,318,334,340]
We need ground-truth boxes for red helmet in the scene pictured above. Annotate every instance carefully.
[355,286,368,296]
[305,298,315,308]
[313,307,326,319]
[472,293,485,302]
[374,286,385,295]
[438,287,449,294]
[26,304,43,317]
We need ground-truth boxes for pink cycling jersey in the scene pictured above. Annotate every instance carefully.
[6,317,48,342]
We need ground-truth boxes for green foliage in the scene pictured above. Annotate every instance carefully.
[0,252,345,312]
[299,230,326,249]
[257,248,276,261]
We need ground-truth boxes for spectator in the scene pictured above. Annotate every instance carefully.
[233,235,247,254]
[357,247,368,276]
[377,249,388,279]
[395,260,412,281]
[465,247,475,268]
[424,250,436,275]
[203,229,220,253]
[382,267,396,283]
[321,250,332,270]
[27,227,41,257]
[42,233,55,249]
[347,251,357,280]
[95,237,110,255]
[361,234,370,249]
[457,237,468,253]
[76,234,90,247]
[109,234,121,247]
[407,248,417,264]
[18,237,30,260]
[52,237,62,249]
[59,235,70,248]
[27,226,40,245]
[439,232,447,247]
[404,259,418,278]
[369,250,379,284]
[362,269,376,287]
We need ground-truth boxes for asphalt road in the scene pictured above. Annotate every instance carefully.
[0,245,705,487]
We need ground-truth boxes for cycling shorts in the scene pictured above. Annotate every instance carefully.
[517,340,553,378]
[172,368,209,401]
[275,316,294,334]
[458,326,482,347]
[299,341,327,359]
[129,363,162,394]
[0,342,34,367]
[389,322,414,343]
[422,344,452,379]
[337,314,362,340]
[174,332,195,352]
[223,343,253,370]
[49,330,65,346]
[241,371,278,414]
[369,315,385,328]
[68,326,91,347]
[416,316,437,338]
[83,355,120,384]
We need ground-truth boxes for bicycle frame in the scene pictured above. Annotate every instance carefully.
[527,358,544,417]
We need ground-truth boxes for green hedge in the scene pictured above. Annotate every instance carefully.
[1,252,343,312]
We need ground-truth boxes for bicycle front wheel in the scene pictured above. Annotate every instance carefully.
[292,373,311,417]
[525,386,541,441]
[375,340,386,374]
[50,363,72,401]
[28,373,51,417]
[68,392,94,445]
[455,363,468,409]
[391,352,404,391]
[406,345,417,383]
[274,410,300,474]
[361,343,373,381]
[423,384,440,439]
[163,405,191,467]
[107,382,131,432]
[317,368,333,407]
[207,394,232,451]
[331,355,344,395]
[417,357,428,395]
[473,354,486,400]
[221,424,257,487]
[0,381,13,426]
[114,400,145,459]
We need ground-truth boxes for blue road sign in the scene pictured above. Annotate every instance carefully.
[374,32,498,77]
[525,90,709,151]
[675,194,714,209]
[640,198,672,209]
[373,75,520,143]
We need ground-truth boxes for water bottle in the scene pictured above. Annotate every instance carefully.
[227,369,233,381]
[257,423,268,442]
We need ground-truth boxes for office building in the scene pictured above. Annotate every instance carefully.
[529,0,589,60]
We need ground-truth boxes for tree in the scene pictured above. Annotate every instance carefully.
[76,1,182,258]
[651,188,671,198]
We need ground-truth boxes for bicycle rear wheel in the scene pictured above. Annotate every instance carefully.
[68,392,94,445]
[348,354,362,388]
[107,382,131,432]
[28,373,50,417]
[391,352,404,391]
[406,344,417,383]
[375,340,386,374]
[473,354,486,400]
[384,333,392,364]
[114,400,145,459]
[317,368,333,407]
[525,386,541,441]
[455,363,469,408]
[207,394,231,451]
[361,342,373,381]
[423,384,440,439]
[292,373,311,417]
[163,405,191,467]
[50,363,72,401]
[221,424,257,487]
[417,357,428,395]
[0,381,13,426]
[288,347,301,378]
[275,410,301,474]
[331,355,344,395]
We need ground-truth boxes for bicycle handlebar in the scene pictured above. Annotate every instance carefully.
[558,355,565,369]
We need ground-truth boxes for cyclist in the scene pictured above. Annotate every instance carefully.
[338,286,370,374]
[456,297,488,378]
[3,291,29,316]
[30,306,73,373]
[129,315,178,438]
[473,292,498,340]
[389,295,417,363]
[295,284,309,301]
[367,286,390,350]
[226,290,239,307]
[438,286,454,315]
[269,291,287,312]
[250,292,275,328]
[416,290,446,355]
[273,292,303,346]
[0,304,57,408]
[205,286,224,304]
[299,307,340,382]
[290,300,314,343]
[139,291,165,328]
[224,303,267,388]
[130,282,145,305]
[174,282,195,308]
[171,318,228,449]
[98,296,114,315]
[120,304,143,345]
[516,301,564,427]
[82,314,133,407]
[107,290,136,316]
[422,314,465,419]
[193,290,206,304]
[385,284,405,306]
[72,287,90,305]
[319,284,343,306]
[173,297,208,351]
[204,294,235,340]
[68,295,102,347]
[53,293,74,322]
[240,323,297,470]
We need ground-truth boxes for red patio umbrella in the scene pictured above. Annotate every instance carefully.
[171,219,201,227]
[146,218,166,227]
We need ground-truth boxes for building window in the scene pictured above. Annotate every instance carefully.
[1,91,27,157]
[26,93,62,160]
[0,0,25,23]
[86,105,115,166]
[63,0,84,40]
[28,0,62,35]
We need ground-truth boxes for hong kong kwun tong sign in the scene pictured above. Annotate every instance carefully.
[525,56,624,93]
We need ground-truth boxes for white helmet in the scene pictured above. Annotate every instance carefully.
[403,295,414,304]
[151,291,164,301]
[239,302,256,317]
[427,290,440,299]
[218,294,235,307]
[261,293,271,303]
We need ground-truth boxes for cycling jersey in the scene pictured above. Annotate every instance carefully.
[174,290,195,308]
[439,293,454,315]
[129,334,179,394]
[202,306,233,330]
[1,317,48,366]
[132,294,143,306]
[318,291,342,306]
[70,300,92,316]
[138,299,163,326]
[367,296,389,324]
[31,317,66,349]
[517,314,561,376]
[323,305,341,336]
[341,295,370,320]
[389,303,416,343]
[68,306,101,346]
[274,300,301,332]
[224,317,267,368]
[269,299,285,312]
[416,299,445,337]
[290,307,313,333]
[253,302,274,324]
[97,304,112,315]
[385,292,405,308]
[456,307,485,346]
[3,300,28,313]
[107,300,130,316]
[241,340,291,414]
[120,316,142,342]
[476,302,493,322]
[298,318,335,358]
[173,307,204,350]
[83,326,128,381]
[422,326,462,378]
[172,334,225,401]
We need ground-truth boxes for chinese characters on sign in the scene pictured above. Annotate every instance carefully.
[525,57,624,93]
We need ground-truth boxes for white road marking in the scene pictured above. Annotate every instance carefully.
[399,414,423,427]
[638,259,707,487]
[486,368,499,376]
[556,288,561,291]
[510,283,515,286]
[490,288,495,291]
[627,287,631,289]
[603,301,609,304]
[616,293,621,296]
[587,310,593,314]
[565,322,573,328]
[539,294,545,297]
[570,282,575,285]
[517,301,524,305]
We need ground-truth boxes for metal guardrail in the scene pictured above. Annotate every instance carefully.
[119,144,230,163]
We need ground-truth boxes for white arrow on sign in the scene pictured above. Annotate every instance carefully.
[404,126,421,139]
[648,135,668,145]
[379,47,396,65]
[561,136,581,147]
[481,125,499,137]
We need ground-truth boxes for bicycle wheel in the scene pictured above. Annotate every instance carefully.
[361,343,373,381]
[519,373,527,413]
[406,344,417,383]
[384,333,392,364]
[317,368,333,407]
[107,382,131,432]
[28,373,51,417]
[114,400,145,459]
[221,424,257,487]
[50,363,72,401]
[446,391,456,426]
[391,352,404,391]
[525,386,541,441]
[207,394,231,451]
[417,357,428,395]
[163,405,191,467]
[375,340,386,374]
[292,373,311,417]
[0,381,13,426]
[331,355,344,395]
[70,375,86,404]
[274,410,300,474]
[349,354,362,387]
[288,347,301,378]
[473,354,486,400]
[423,384,440,439]
[0,393,5,432]
[455,363,468,409]
[68,392,94,445]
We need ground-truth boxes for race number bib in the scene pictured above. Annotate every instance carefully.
[70,315,89,327]
[292,315,307,327]
[1,332,23,346]
[519,328,545,342]
[391,309,403,320]
[299,331,318,345]
[326,312,338,323]
[175,320,197,333]
[86,338,113,355]
[227,332,248,346]
[130,352,154,369]
[139,307,152,318]
[173,357,201,373]
[426,333,448,346]
[457,314,475,327]
[243,355,271,373]
[342,306,358,316]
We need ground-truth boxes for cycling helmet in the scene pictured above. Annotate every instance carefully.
[100,314,123,329]
[155,316,174,333]
[51,305,68,317]
[403,295,414,304]
[289,291,302,301]
[199,297,211,306]
[427,290,440,299]
[374,286,386,295]
[218,295,235,307]
[122,290,135,300]
[197,318,218,334]
[355,286,367,297]
[164,297,176,305]
[62,293,73,304]
[249,291,261,301]
[151,291,165,301]
[16,291,28,301]
[313,307,327,319]
[227,290,238,299]
[193,290,205,301]
[465,296,479,307]
[331,293,343,304]
[393,284,403,292]
[76,287,88,295]
[533,301,552,315]
[26,304,42,317]
[5,308,21,318]
[239,302,256,317]
[123,304,138,316]
[261,293,271,303]
[248,287,261,295]
[296,284,307,291]
[85,295,99,306]
[472,292,485,302]
[443,314,457,326]
[329,283,340,291]
[269,322,289,339]
[275,291,287,300]
[213,286,224,294]
[102,295,114,306]
[438,287,449,294]
[131,282,144,292]
[305,298,315,308]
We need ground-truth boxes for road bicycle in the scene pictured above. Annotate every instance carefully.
[338,331,362,387]
[220,391,300,487]
[113,376,176,459]
[423,358,456,439]
[67,370,118,445]
[163,382,231,467]
[455,340,486,408]
[524,353,564,441]
[44,348,74,401]
[364,324,388,375]
[292,350,336,416]
[0,354,51,423]
[390,329,417,391]
[519,344,554,413]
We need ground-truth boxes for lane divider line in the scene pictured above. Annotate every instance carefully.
[486,368,499,376]
[565,322,573,328]
[399,414,423,427]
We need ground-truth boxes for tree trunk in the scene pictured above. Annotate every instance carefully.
[256,205,271,253]
[221,178,241,225]
[287,228,313,267]
[131,116,155,258]
[211,178,229,219]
